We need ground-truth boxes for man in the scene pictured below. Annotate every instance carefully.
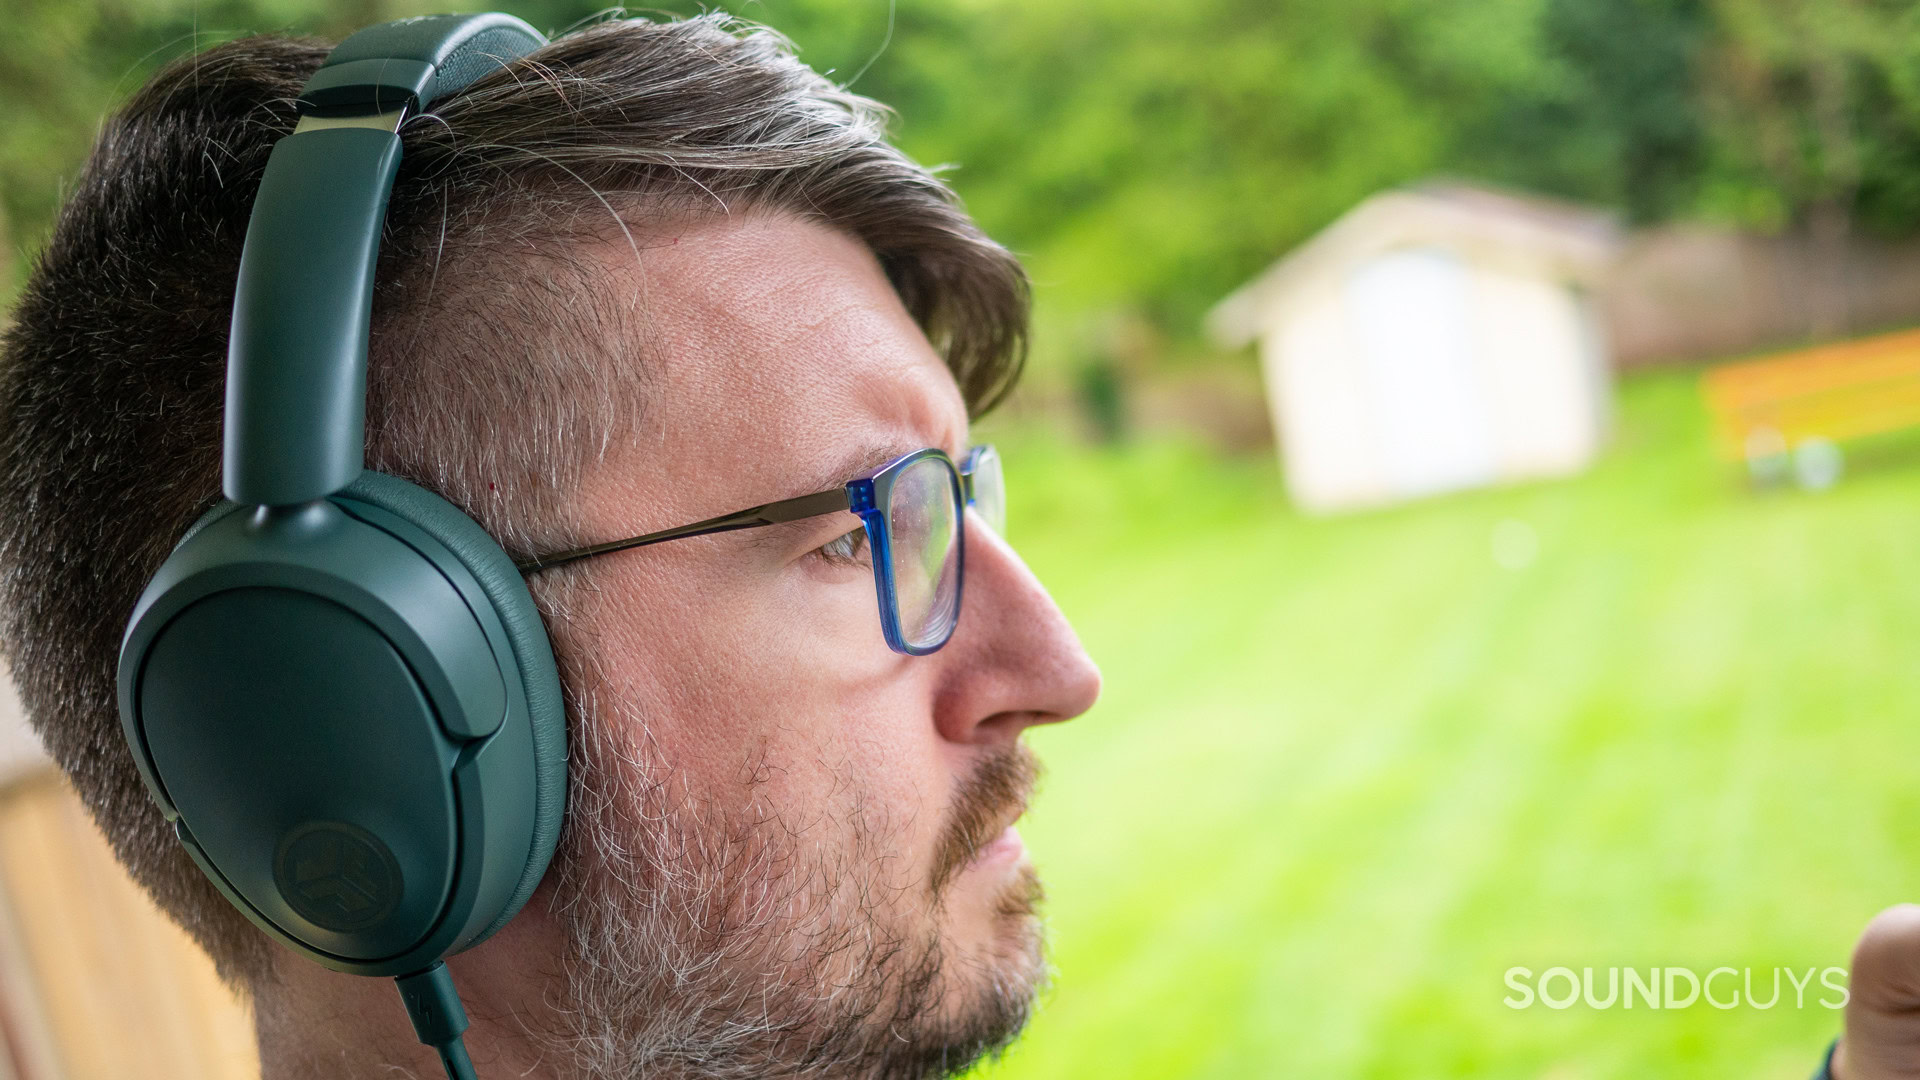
[0,14,1097,1079]
[0,11,1914,1080]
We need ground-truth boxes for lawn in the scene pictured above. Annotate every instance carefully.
[974,368,1920,1079]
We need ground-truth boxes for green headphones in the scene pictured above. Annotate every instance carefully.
[114,14,566,1071]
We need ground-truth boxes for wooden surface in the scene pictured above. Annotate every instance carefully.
[0,770,257,1079]
[1701,325,1920,459]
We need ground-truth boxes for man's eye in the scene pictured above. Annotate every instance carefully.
[816,526,871,566]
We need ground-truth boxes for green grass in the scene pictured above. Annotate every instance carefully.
[971,369,1920,1079]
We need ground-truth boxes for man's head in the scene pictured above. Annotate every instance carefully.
[0,13,1098,1080]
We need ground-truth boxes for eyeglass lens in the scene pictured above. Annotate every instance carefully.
[888,455,962,650]
[970,446,1006,538]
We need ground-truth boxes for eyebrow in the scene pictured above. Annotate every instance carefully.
[799,435,930,495]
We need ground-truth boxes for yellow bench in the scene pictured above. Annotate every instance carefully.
[1700,326,1920,470]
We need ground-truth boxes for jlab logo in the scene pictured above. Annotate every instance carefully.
[274,821,403,932]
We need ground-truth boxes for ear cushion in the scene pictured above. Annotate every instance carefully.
[335,470,564,943]
[176,471,566,945]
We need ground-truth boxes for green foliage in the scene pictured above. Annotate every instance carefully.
[15,0,1920,366]
[1694,0,1920,236]
[1463,0,1710,222]
[737,0,1555,340]
[1,0,367,259]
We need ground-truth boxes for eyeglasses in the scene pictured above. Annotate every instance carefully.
[515,445,1005,655]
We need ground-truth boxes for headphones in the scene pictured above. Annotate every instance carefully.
[114,14,565,1075]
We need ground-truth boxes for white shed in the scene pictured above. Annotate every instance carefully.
[1208,183,1622,513]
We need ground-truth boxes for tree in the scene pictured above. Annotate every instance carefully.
[1698,0,1920,332]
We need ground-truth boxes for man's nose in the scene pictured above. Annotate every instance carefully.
[930,513,1103,746]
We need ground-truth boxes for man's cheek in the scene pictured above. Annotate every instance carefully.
[852,738,951,881]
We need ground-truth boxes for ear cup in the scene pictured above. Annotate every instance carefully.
[177,496,247,544]
[170,471,565,947]
[330,471,565,944]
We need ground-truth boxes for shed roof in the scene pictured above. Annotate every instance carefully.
[1208,181,1624,347]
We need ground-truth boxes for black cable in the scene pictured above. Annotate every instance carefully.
[395,962,479,1080]
[435,1038,477,1080]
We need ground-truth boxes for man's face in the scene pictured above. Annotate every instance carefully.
[533,212,1102,1077]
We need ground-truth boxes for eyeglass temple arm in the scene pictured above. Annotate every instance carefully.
[514,487,854,574]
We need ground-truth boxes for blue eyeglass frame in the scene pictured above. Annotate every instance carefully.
[514,445,1000,656]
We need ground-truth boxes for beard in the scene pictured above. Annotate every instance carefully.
[526,673,1049,1079]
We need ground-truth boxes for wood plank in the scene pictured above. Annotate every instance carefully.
[0,773,257,1079]
[1700,327,1920,458]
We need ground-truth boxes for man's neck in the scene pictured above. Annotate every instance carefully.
[252,951,564,1080]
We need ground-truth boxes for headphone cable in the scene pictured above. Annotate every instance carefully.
[395,962,480,1080]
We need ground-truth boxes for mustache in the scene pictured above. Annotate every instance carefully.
[927,742,1041,898]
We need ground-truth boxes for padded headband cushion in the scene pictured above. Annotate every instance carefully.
[306,13,547,113]
[177,470,566,942]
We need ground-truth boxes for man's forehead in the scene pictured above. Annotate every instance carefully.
[580,211,968,513]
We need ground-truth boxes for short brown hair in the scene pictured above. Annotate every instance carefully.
[0,13,1028,991]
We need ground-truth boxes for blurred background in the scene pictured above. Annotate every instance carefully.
[5,0,1920,1076]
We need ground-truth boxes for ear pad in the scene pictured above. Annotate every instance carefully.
[176,470,565,947]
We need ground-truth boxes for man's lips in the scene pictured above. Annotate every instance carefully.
[964,795,1030,870]
[966,824,1026,870]
[929,744,1041,896]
